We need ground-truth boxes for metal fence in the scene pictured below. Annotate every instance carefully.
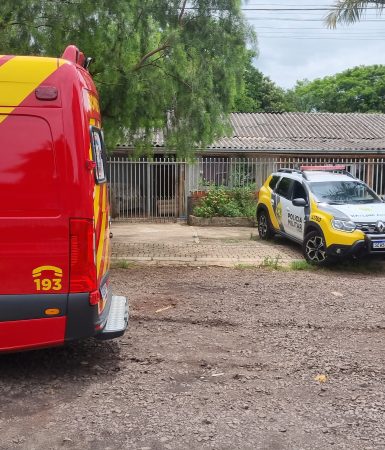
[108,156,385,221]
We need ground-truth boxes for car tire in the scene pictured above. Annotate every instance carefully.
[303,230,334,266]
[257,209,274,240]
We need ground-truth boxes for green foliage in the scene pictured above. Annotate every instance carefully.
[194,187,242,218]
[290,260,316,271]
[0,0,255,154]
[234,263,258,269]
[193,184,256,218]
[287,65,385,113]
[234,54,291,113]
[111,260,136,269]
[326,1,385,28]
[232,185,257,218]
[259,255,282,270]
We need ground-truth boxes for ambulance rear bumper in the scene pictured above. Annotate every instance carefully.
[0,316,66,352]
[96,295,129,340]
[0,292,128,352]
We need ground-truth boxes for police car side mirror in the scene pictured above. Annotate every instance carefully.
[292,198,307,207]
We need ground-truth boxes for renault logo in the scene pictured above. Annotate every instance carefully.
[376,220,385,233]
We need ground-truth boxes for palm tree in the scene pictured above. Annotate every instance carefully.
[326,1,385,28]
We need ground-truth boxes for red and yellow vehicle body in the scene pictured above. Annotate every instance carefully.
[0,46,128,352]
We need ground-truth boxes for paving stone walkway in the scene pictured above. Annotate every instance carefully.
[111,223,303,267]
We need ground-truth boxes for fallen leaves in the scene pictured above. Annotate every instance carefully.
[314,374,328,383]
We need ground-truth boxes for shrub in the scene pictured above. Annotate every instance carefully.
[232,184,257,218]
[193,184,257,218]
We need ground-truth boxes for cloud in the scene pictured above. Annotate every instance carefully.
[244,0,385,88]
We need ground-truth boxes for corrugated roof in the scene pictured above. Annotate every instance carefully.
[116,112,385,153]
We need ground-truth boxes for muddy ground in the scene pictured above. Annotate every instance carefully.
[1,266,385,450]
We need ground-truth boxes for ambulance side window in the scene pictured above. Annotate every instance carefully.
[90,127,107,184]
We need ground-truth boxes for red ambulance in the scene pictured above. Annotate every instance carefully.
[0,45,128,352]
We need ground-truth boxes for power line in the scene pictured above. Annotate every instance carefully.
[243,7,381,11]
[255,26,385,30]
[185,6,383,11]
[246,17,385,21]
[257,35,385,40]
[258,33,385,36]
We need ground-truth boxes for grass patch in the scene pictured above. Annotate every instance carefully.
[259,255,283,270]
[111,259,137,269]
[290,260,316,271]
[234,263,259,270]
[288,257,385,274]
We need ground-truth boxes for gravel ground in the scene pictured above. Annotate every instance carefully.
[1,266,385,450]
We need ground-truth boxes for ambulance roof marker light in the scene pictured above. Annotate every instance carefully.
[61,45,90,71]
[35,86,58,101]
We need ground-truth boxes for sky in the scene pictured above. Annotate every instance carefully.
[243,0,385,88]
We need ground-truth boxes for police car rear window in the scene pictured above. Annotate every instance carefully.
[0,115,59,217]
[276,177,293,199]
[269,175,280,189]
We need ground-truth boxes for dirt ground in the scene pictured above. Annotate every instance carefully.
[1,266,385,450]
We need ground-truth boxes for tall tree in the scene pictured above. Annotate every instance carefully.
[234,55,290,113]
[287,65,385,113]
[0,0,254,155]
[326,1,385,27]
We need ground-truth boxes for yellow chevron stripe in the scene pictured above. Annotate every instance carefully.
[0,107,13,125]
[0,107,13,113]
[104,228,111,273]
[0,57,63,125]
[96,186,107,276]
[94,185,101,227]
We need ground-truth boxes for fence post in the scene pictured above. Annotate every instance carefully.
[146,162,151,218]
[178,163,185,218]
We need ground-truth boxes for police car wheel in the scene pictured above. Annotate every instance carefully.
[258,210,273,240]
[303,231,331,266]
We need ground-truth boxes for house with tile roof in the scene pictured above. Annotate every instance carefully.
[115,112,385,157]
[110,112,385,220]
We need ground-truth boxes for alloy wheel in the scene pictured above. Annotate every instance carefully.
[305,235,326,263]
[258,214,268,238]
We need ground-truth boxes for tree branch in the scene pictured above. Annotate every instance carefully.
[150,63,192,90]
[137,52,168,69]
[134,1,188,72]
[178,0,188,26]
[133,42,170,71]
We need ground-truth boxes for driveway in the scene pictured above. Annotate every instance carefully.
[1,266,385,449]
[111,222,303,266]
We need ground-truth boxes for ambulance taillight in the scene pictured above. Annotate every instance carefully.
[69,219,97,293]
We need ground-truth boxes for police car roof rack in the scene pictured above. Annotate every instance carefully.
[300,165,356,179]
[277,168,302,175]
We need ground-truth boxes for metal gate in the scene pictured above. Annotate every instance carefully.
[108,156,385,221]
[108,158,186,221]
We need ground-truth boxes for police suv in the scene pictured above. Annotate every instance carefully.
[257,165,385,265]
